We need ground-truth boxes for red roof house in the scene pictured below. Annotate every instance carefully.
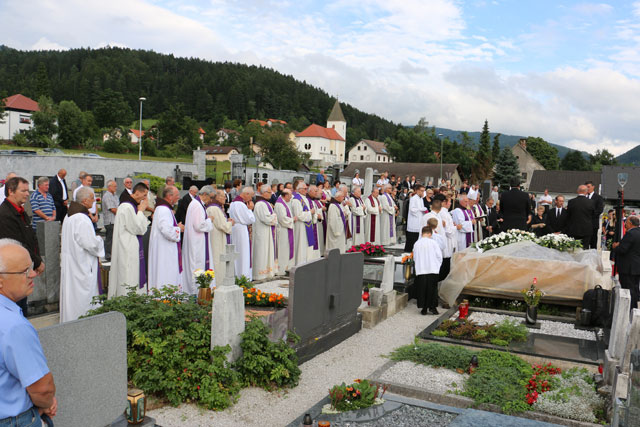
[3,94,40,112]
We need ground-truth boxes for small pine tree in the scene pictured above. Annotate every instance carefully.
[492,133,501,163]
[494,147,520,189]
[472,120,493,181]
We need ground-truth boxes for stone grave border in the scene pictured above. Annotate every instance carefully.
[418,307,605,366]
[365,361,603,427]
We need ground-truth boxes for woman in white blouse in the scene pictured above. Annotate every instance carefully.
[352,170,364,187]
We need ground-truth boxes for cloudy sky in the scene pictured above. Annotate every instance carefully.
[2,0,640,155]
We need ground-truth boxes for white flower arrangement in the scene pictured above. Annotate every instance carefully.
[474,230,582,252]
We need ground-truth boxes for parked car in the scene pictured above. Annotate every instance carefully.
[82,153,104,158]
[43,148,64,154]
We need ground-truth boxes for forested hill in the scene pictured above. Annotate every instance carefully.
[0,45,399,146]
[616,144,640,166]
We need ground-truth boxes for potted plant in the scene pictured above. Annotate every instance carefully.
[401,253,414,280]
[194,269,215,304]
[521,278,545,324]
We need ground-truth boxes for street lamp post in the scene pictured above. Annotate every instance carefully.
[138,97,146,161]
[438,133,444,184]
[255,153,262,190]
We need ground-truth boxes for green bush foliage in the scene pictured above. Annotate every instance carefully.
[389,339,476,371]
[328,380,385,412]
[433,318,528,345]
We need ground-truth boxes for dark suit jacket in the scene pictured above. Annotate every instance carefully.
[566,195,595,238]
[614,227,640,275]
[119,189,132,204]
[48,175,68,220]
[588,193,604,230]
[547,207,569,234]
[499,188,530,231]
[0,200,42,269]
[175,193,193,224]
[484,205,499,234]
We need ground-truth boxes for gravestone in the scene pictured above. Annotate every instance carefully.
[38,312,132,427]
[29,221,61,314]
[211,245,245,362]
[605,287,631,384]
[363,167,374,197]
[613,309,640,400]
[289,249,363,362]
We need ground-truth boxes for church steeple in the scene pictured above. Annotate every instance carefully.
[326,99,346,140]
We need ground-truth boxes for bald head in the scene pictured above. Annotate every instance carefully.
[577,185,588,195]
[57,169,67,179]
[5,172,16,181]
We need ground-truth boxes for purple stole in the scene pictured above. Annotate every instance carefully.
[232,195,251,266]
[256,198,277,255]
[156,203,183,274]
[293,193,316,248]
[209,201,231,245]
[124,200,147,288]
[306,196,320,250]
[331,201,349,237]
[462,208,475,247]
[384,193,394,238]
[351,195,363,234]
[368,195,378,242]
[194,196,211,270]
[276,197,294,260]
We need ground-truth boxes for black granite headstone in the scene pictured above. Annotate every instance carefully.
[289,249,364,363]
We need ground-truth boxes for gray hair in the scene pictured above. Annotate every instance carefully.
[241,186,255,195]
[162,185,177,199]
[0,238,25,272]
[76,186,94,204]
[216,189,225,199]
[106,180,116,187]
[199,185,215,196]
[189,185,198,193]
[37,176,49,187]
[629,216,640,227]
[166,176,174,184]
[259,184,271,195]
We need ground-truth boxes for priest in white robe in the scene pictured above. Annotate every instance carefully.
[349,186,367,246]
[307,185,323,260]
[229,187,255,279]
[181,185,214,294]
[60,187,105,322]
[291,181,314,265]
[208,189,234,282]
[339,184,353,247]
[252,184,278,280]
[365,188,382,244]
[469,195,486,243]
[451,195,475,252]
[380,184,397,246]
[440,198,457,257]
[148,185,184,291]
[108,182,150,298]
[275,190,295,275]
[326,191,350,254]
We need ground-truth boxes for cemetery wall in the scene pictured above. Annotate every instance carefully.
[0,150,207,189]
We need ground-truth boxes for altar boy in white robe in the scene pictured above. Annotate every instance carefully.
[181,185,214,294]
[365,187,382,245]
[326,191,350,254]
[380,184,397,246]
[60,187,105,322]
[451,195,475,252]
[208,189,234,282]
[349,186,367,246]
[229,187,255,279]
[148,186,184,291]
[291,181,314,265]
[307,185,323,260]
[413,223,443,315]
[275,189,295,275]
[109,182,150,298]
[253,184,278,281]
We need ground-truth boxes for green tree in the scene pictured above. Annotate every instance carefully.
[94,89,133,128]
[157,103,199,151]
[494,147,520,189]
[57,100,86,148]
[525,136,560,170]
[472,120,493,181]
[256,129,307,170]
[34,63,51,98]
[26,96,58,147]
[387,118,439,163]
[589,149,617,171]
[492,133,501,163]
[560,150,590,171]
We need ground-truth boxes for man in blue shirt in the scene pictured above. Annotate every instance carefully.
[316,169,325,186]
[0,239,57,426]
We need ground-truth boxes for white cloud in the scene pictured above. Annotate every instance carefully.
[31,37,67,51]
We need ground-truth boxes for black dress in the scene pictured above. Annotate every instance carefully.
[530,214,550,237]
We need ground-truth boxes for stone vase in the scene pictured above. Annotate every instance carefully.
[197,287,212,305]
[525,305,538,325]
[404,264,412,281]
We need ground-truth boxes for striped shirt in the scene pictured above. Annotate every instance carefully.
[30,191,55,230]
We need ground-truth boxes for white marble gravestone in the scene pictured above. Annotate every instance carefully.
[363,167,374,197]
[211,245,245,362]
[613,309,640,400]
[605,287,631,385]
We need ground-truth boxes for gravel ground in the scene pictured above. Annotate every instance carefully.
[148,300,439,426]
[378,361,467,394]
[331,404,457,426]
[465,312,596,341]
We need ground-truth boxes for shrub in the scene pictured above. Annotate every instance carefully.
[492,319,528,343]
[328,379,386,412]
[433,318,528,345]
[389,339,476,371]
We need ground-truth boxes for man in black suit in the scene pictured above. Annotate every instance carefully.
[547,195,569,234]
[483,197,499,236]
[612,215,640,308]
[566,185,595,249]
[585,181,604,249]
[48,168,68,222]
[498,177,530,231]
[119,177,134,203]
[175,185,198,224]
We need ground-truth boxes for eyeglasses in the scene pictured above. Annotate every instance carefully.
[0,264,34,278]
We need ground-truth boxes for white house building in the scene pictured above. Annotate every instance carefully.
[0,94,39,140]
[347,139,392,164]
[295,100,346,167]
[216,128,240,143]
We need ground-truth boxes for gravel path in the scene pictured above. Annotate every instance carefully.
[331,404,457,427]
[378,361,467,394]
[465,312,596,341]
[149,300,438,426]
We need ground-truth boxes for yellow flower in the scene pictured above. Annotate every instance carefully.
[247,294,252,298]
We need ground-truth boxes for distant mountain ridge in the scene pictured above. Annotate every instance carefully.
[616,144,640,165]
